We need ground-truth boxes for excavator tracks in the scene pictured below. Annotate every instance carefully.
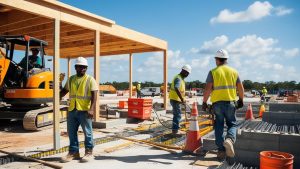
[23,105,68,131]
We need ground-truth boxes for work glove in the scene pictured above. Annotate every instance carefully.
[202,102,208,111]
[236,99,244,109]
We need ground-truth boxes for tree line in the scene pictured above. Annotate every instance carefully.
[101,80,300,93]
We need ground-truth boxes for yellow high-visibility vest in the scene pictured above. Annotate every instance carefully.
[137,83,141,90]
[169,74,185,102]
[210,65,238,103]
[262,88,267,95]
[68,74,93,111]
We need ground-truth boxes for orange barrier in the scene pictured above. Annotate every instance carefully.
[119,101,128,109]
[183,102,201,154]
[245,103,254,120]
[258,104,266,118]
[260,151,294,169]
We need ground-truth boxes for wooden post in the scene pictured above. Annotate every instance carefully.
[163,50,168,110]
[53,18,60,149]
[94,30,100,122]
[67,57,71,77]
[129,53,133,98]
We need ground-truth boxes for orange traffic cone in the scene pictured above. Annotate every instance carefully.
[258,104,266,118]
[183,102,201,154]
[245,103,254,120]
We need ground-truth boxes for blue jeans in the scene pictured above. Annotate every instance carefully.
[67,109,94,153]
[212,101,237,151]
[170,99,181,131]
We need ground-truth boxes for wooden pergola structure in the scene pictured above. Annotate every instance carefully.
[0,0,168,149]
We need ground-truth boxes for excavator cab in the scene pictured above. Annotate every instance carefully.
[0,35,67,130]
[0,35,52,105]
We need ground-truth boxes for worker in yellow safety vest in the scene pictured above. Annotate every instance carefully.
[202,49,244,162]
[169,64,191,136]
[60,57,98,163]
[137,82,142,98]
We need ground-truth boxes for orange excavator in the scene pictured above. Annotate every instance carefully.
[0,35,67,130]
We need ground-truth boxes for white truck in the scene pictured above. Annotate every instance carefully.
[140,87,161,97]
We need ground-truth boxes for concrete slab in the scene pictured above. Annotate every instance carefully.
[92,119,128,129]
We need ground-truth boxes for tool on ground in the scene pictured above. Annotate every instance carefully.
[152,102,191,130]
[0,149,62,169]
[112,136,178,153]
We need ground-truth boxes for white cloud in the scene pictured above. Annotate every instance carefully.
[210,1,292,24]
[284,48,299,58]
[199,35,229,53]
[274,6,293,16]
[193,34,300,82]
[101,54,128,62]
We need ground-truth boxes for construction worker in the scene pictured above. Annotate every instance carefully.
[19,48,42,70]
[202,49,244,161]
[261,86,268,103]
[60,57,98,163]
[137,82,142,98]
[169,64,191,136]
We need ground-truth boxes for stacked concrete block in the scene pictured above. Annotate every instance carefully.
[269,103,300,112]
[263,111,300,125]
[235,130,300,168]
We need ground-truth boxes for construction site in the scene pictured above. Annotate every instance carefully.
[0,0,300,169]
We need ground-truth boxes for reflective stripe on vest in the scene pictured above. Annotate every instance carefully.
[210,65,238,103]
[68,74,92,111]
[169,74,185,102]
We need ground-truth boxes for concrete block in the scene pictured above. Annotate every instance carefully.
[235,149,260,167]
[236,131,280,151]
[279,134,300,156]
[263,111,300,125]
[92,119,127,129]
[269,103,300,112]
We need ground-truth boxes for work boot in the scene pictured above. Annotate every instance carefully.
[216,151,226,161]
[223,138,235,157]
[60,152,80,163]
[80,149,94,163]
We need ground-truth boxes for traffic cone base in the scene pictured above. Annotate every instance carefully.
[258,104,266,118]
[245,104,254,120]
[183,102,202,155]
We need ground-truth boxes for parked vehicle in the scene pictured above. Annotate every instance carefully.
[140,87,161,97]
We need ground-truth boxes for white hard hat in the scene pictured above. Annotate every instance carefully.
[215,49,229,59]
[182,64,192,73]
[75,57,88,66]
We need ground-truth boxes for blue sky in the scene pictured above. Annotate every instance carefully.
[57,0,300,83]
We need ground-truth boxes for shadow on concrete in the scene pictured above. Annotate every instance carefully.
[94,152,199,165]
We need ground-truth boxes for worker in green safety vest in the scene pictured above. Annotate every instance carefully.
[60,57,98,163]
[137,82,142,98]
[169,64,191,136]
[202,49,244,162]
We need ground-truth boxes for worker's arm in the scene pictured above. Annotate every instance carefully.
[60,78,69,99]
[87,90,98,119]
[237,82,244,100]
[236,82,244,109]
[60,88,69,99]
[202,71,213,111]
[175,87,185,103]
[203,82,213,103]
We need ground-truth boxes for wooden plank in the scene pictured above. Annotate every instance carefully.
[94,30,100,122]
[53,18,60,150]
[163,50,168,110]
[0,16,52,33]
[129,53,132,98]
[0,149,62,169]
[1,0,167,50]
